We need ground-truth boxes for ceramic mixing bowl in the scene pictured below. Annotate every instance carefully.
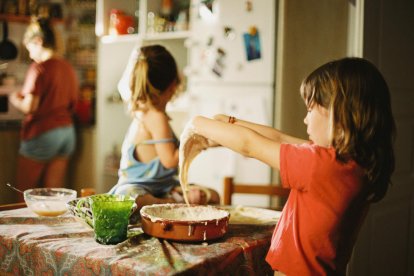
[140,203,230,242]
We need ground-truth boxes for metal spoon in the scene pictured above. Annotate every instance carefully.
[6,183,24,194]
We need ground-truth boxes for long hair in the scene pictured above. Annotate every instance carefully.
[129,45,180,111]
[300,57,396,202]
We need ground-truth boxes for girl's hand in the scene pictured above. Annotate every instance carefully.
[181,119,218,149]
[207,138,220,148]
[188,188,208,205]
[9,91,22,105]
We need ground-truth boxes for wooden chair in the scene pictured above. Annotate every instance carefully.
[223,176,290,210]
[0,202,27,211]
[80,188,96,197]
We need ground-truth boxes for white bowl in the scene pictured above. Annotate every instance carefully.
[24,188,77,217]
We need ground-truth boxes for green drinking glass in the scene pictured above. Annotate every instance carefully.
[89,194,135,245]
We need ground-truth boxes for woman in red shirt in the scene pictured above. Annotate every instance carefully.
[10,18,78,201]
[188,58,395,275]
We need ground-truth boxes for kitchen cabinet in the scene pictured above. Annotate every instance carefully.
[96,0,190,87]
[96,0,190,37]
[94,0,191,193]
[0,128,20,204]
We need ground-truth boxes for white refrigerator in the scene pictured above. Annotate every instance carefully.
[185,0,276,207]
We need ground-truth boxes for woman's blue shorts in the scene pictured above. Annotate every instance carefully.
[19,126,76,161]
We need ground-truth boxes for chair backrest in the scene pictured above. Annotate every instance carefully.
[223,176,290,210]
[80,188,96,197]
[0,202,27,211]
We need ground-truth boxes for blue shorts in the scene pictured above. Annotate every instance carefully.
[19,126,76,161]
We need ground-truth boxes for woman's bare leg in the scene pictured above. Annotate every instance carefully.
[43,157,69,188]
[15,155,45,202]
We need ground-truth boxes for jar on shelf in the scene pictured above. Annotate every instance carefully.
[108,9,135,35]
[75,83,95,125]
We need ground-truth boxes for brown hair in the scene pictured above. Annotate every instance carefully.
[300,57,395,202]
[129,45,180,111]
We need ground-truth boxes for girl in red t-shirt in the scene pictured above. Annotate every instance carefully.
[188,58,395,275]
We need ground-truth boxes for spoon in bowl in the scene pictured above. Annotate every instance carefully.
[6,183,24,194]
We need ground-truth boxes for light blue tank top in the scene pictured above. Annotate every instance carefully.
[109,134,180,197]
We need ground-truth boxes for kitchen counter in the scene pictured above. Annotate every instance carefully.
[0,120,21,129]
[0,127,20,204]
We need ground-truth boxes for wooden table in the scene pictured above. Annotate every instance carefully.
[0,207,275,275]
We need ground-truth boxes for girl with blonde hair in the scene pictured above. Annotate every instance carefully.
[110,45,219,212]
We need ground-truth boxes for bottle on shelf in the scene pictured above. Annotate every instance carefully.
[75,67,96,126]
[159,0,174,32]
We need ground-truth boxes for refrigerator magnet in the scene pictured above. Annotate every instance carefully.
[212,47,226,77]
[224,26,236,40]
[243,27,261,61]
[207,36,214,46]
[246,0,253,12]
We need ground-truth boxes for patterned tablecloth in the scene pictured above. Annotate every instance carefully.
[0,208,275,275]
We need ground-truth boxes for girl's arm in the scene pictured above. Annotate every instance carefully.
[9,91,39,114]
[192,115,306,170]
[145,110,179,169]
[213,114,307,145]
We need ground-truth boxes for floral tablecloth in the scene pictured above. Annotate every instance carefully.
[0,208,275,275]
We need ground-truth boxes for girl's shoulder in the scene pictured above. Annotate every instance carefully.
[140,108,170,129]
[284,143,360,171]
[287,142,335,154]
[40,57,74,72]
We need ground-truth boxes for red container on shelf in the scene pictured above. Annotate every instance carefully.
[109,9,135,35]
[75,84,95,125]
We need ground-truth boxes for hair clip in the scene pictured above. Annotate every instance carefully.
[228,116,236,124]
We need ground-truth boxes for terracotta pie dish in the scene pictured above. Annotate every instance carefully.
[140,204,230,242]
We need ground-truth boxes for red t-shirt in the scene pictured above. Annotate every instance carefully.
[20,57,78,140]
[266,143,368,276]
